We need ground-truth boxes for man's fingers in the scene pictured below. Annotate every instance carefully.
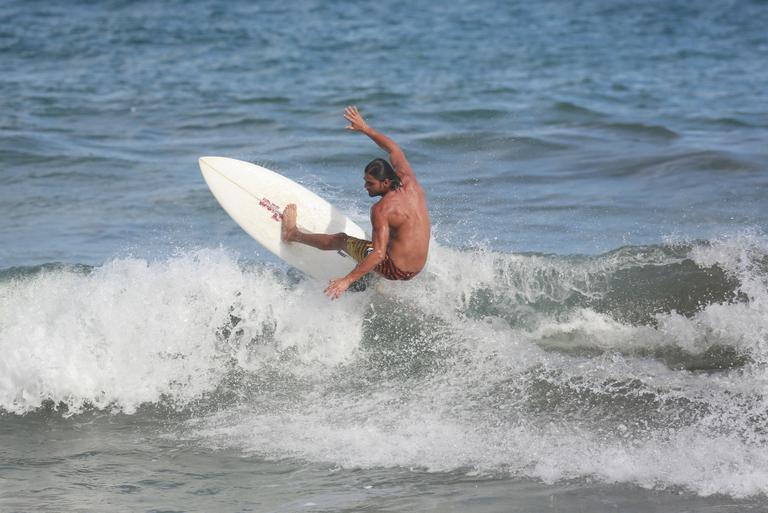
[324,282,339,299]
[324,279,347,300]
[345,105,361,119]
[344,106,366,134]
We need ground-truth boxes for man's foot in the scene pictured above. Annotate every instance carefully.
[281,204,298,242]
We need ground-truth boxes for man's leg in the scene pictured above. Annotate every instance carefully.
[281,204,347,250]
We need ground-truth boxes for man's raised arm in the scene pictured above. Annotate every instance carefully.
[344,105,415,183]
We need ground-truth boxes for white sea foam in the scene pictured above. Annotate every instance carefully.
[187,235,767,497]
[189,370,768,498]
[2,234,768,497]
[0,249,367,414]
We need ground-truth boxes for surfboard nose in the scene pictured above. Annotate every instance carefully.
[199,156,215,171]
[199,156,232,177]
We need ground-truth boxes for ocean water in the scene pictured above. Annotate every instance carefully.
[2,0,768,511]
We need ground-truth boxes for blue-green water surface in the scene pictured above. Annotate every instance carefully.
[2,1,768,511]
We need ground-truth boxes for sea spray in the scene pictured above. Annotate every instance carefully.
[2,235,767,497]
[189,235,767,497]
[0,249,365,414]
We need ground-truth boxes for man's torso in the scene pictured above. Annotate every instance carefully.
[377,181,430,273]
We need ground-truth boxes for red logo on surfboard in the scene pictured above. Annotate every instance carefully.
[259,198,283,222]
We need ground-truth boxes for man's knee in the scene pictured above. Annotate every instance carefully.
[331,233,348,250]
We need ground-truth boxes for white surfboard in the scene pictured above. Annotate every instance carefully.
[199,156,368,281]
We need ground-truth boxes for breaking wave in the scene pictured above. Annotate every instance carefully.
[1,231,767,497]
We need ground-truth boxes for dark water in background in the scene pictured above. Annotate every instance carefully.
[2,0,768,511]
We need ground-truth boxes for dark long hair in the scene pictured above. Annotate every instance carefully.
[364,158,401,190]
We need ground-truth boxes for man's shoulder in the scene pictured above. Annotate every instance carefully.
[373,195,394,212]
[373,194,405,219]
[371,198,389,214]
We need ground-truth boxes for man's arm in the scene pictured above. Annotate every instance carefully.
[344,105,416,184]
[324,204,389,300]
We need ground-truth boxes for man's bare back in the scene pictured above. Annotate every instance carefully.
[281,106,430,299]
[369,160,430,273]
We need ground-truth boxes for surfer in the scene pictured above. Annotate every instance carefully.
[282,105,431,299]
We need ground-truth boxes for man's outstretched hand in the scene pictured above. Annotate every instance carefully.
[344,105,370,133]
[325,276,353,300]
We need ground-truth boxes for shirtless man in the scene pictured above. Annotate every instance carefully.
[281,105,430,300]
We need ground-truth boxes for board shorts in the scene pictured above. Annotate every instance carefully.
[344,236,419,281]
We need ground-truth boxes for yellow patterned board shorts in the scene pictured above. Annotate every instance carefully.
[344,236,418,281]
